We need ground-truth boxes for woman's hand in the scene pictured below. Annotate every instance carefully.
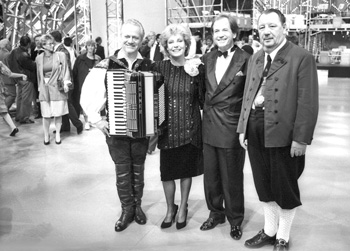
[22,74,27,81]
[63,83,69,93]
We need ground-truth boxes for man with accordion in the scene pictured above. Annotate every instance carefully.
[81,19,152,232]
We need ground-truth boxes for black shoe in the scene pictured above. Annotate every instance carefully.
[115,211,135,232]
[230,225,242,240]
[34,114,42,119]
[10,128,19,137]
[55,140,61,145]
[200,217,225,231]
[161,204,178,229]
[134,206,147,225]
[245,229,276,248]
[20,119,34,124]
[77,125,83,134]
[273,239,289,251]
[176,207,188,230]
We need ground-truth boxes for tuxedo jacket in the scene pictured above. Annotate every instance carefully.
[237,41,319,147]
[202,47,250,148]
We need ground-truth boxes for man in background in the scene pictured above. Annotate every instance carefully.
[95,36,105,60]
[51,30,83,134]
[7,35,36,124]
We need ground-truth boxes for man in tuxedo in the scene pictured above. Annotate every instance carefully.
[238,9,318,251]
[200,13,250,240]
[95,36,105,60]
[140,32,164,62]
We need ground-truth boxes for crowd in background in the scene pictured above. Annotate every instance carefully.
[0,31,104,139]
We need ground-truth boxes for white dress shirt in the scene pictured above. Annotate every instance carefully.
[215,47,235,84]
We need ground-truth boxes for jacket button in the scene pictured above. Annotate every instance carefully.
[274,110,278,113]
[274,100,278,103]
[275,88,278,91]
[275,122,279,125]
[274,77,278,81]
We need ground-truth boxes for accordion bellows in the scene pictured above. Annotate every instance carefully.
[106,69,165,138]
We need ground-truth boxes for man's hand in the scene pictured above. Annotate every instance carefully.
[96,119,110,137]
[239,133,247,150]
[290,141,307,157]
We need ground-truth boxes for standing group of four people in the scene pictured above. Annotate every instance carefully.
[80,8,318,251]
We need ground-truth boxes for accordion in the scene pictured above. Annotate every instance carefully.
[106,69,166,137]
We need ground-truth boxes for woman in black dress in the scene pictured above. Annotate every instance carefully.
[152,24,204,229]
[72,39,101,130]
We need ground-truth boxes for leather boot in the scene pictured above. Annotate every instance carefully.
[115,164,135,232]
[133,164,147,225]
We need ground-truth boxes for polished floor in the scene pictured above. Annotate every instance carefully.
[1,76,350,251]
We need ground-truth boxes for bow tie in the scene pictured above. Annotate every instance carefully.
[217,50,228,58]
[217,47,235,58]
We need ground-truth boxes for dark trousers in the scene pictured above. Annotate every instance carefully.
[203,143,245,226]
[247,108,304,209]
[106,136,149,210]
[61,90,83,131]
[5,84,16,109]
[16,81,34,122]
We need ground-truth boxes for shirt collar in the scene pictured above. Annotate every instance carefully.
[117,49,143,60]
[267,38,287,62]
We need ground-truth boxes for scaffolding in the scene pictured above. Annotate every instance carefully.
[106,0,122,56]
[253,0,350,51]
[166,0,253,37]
[0,0,91,48]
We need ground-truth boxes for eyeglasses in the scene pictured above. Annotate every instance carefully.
[43,43,54,46]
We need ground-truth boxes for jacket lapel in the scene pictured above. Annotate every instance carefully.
[267,42,291,78]
[207,52,218,94]
[211,49,245,98]
[254,51,265,81]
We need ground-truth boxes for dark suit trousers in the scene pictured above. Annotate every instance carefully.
[61,90,83,131]
[247,108,304,209]
[16,81,34,122]
[203,143,245,226]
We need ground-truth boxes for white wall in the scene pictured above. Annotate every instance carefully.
[90,0,107,53]
[124,0,167,36]
[90,0,166,54]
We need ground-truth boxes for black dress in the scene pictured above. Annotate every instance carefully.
[152,60,204,181]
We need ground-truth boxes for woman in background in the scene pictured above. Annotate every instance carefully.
[152,24,204,230]
[36,34,71,145]
[72,39,101,130]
